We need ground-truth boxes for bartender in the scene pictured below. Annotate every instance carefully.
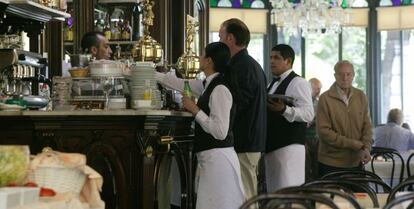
[81,31,112,60]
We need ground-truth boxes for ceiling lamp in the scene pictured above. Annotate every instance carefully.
[270,0,352,36]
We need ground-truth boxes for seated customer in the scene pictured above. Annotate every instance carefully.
[374,108,414,152]
[81,31,112,60]
[156,42,245,209]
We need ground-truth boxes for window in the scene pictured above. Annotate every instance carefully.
[342,27,367,92]
[305,34,339,93]
[276,28,302,76]
[402,30,414,128]
[209,32,265,68]
[380,31,402,124]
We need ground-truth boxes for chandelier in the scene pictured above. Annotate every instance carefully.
[270,0,352,36]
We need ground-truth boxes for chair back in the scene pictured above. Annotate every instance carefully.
[239,193,339,209]
[304,179,380,208]
[387,180,414,203]
[370,146,405,187]
[383,193,414,209]
[276,186,362,209]
[321,170,382,181]
[406,152,414,177]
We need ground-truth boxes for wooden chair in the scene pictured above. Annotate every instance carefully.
[406,152,414,177]
[387,180,414,203]
[321,170,382,181]
[275,186,362,209]
[370,146,405,187]
[383,193,414,209]
[304,179,380,208]
[239,193,339,209]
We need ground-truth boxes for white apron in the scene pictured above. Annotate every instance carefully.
[196,147,245,209]
[265,144,305,192]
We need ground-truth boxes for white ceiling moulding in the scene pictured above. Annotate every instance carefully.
[377,5,414,31]
[209,8,268,33]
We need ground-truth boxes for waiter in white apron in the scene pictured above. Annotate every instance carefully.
[156,42,245,209]
[265,44,314,192]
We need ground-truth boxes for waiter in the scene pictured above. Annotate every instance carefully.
[265,44,314,191]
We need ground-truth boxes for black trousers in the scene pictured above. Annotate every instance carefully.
[318,162,363,178]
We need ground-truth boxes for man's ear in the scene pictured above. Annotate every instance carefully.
[90,46,98,55]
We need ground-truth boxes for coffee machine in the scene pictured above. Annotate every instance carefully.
[0,49,50,108]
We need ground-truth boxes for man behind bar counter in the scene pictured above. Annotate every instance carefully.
[219,18,267,204]
[81,31,112,60]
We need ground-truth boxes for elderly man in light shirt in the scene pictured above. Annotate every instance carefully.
[374,108,414,152]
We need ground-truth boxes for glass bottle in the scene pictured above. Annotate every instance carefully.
[143,79,152,100]
[122,20,131,41]
[183,80,192,98]
[103,23,111,40]
[111,21,121,41]
[242,0,251,8]
[66,26,73,41]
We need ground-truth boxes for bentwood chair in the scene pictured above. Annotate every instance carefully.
[275,186,362,209]
[406,152,414,177]
[370,146,405,187]
[304,179,380,208]
[239,193,339,209]
[387,180,414,203]
[321,170,382,181]
[383,193,414,209]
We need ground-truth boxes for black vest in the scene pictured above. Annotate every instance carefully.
[194,75,235,153]
[266,71,307,153]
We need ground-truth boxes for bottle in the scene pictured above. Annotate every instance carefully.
[122,20,131,41]
[143,79,152,100]
[111,21,120,41]
[103,22,111,41]
[66,26,73,41]
[183,80,192,98]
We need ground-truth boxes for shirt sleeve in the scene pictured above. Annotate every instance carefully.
[316,95,364,150]
[408,132,414,150]
[195,85,233,140]
[282,78,314,123]
[155,71,204,97]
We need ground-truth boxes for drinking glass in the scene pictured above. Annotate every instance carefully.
[101,77,114,110]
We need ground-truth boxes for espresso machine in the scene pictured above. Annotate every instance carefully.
[0,49,50,108]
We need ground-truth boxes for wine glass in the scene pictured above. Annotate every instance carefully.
[101,77,114,110]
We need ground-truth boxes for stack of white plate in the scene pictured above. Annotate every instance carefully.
[89,60,124,77]
[130,62,161,109]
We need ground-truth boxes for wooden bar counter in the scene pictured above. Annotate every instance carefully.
[0,110,195,209]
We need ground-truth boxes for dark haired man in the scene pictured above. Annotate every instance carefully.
[265,44,314,191]
[81,31,112,60]
[219,18,267,202]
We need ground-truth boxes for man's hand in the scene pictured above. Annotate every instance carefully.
[267,98,286,114]
[360,147,371,165]
[182,96,199,115]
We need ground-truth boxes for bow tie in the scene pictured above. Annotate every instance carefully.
[267,77,281,91]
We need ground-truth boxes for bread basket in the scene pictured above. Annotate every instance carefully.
[69,67,90,78]
[28,148,87,195]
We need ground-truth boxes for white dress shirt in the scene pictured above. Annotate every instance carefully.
[156,72,233,140]
[267,69,314,123]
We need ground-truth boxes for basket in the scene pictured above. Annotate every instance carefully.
[28,166,86,195]
[69,67,90,77]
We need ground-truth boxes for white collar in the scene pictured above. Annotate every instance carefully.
[204,72,220,89]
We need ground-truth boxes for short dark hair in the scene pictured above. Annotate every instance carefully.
[222,18,250,47]
[271,44,295,66]
[81,31,104,53]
